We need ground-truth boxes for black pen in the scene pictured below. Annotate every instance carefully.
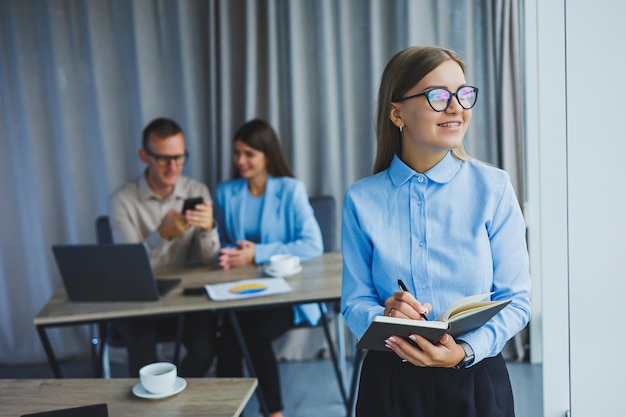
[397,279,428,321]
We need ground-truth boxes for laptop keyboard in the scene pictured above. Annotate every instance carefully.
[156,278,182,296]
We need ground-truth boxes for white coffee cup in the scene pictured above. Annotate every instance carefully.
[269,254,300,274]
[139,362,177,394]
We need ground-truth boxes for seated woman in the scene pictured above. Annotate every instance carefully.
[214,118,323,417]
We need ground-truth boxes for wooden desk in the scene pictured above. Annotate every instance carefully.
[0,378,257,417]
[35,252,342,326]
[34,253,346,416]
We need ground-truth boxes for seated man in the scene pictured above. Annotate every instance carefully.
[109,117,219,377]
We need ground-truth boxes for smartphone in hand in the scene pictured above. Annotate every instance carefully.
[181,197,204,214]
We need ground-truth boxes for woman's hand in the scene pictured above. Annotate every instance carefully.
[384,290,431,320]
[384,332,466,368]
[218,240,255,269]
[383,290,465,367]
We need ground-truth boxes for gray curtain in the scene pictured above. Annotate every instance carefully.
[0,0,524,363]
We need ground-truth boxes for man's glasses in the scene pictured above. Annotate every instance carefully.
[144,149,189,166]
[394,86,479,112]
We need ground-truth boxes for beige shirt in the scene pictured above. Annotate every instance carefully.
[110,173,220,268]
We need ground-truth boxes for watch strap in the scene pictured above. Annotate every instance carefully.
[453,340,475,369]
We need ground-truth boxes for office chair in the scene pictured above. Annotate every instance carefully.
[95,216,113,245]
[94,215,182,378]
[309,195,337,253]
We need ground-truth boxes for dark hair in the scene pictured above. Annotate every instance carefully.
[373,46,470,174]
[142,117,184,150]
[231,119,294,179]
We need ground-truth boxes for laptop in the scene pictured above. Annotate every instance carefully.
[51,243,181,301]
[21,403,108,417]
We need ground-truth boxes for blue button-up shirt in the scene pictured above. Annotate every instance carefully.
[341,152,531,364]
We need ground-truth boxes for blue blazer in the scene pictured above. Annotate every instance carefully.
[215,176,323,263]
[215,176,324,325]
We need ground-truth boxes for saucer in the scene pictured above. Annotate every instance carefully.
[264,264,303,277]
[132,377,187,400]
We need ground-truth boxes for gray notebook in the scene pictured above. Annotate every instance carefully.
[52,243,180,301]
[357,295,510,351]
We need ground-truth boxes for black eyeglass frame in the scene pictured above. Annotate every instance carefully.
[144,148,190,166]
[393,86,479,112]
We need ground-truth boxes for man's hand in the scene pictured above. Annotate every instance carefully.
[185,201,215,231]
[158,211,189,240]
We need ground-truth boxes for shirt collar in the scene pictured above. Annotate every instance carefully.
[388,151,462,186]
[138,169,185,202]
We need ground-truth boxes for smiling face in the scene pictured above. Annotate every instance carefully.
[233,139,268,181]
[390,59,472,172]
[139,132,186,197]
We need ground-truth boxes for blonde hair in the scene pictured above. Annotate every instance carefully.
[373,46,471,174]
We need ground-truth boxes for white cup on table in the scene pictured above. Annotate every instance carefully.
[139,362,177,394]
[269,254,300,275]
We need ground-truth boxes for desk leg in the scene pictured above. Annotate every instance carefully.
[89,324,100,377]
[318,303,349,411]
[97,322,109,378]
[173,313,184,365]
[348,348,365,417]
[336,311,347,386]
[36,325,62,378]
[227,310,270,417]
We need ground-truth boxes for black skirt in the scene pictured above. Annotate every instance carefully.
[356,350,515,417]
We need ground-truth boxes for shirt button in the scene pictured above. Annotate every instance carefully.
[417,176,425,183]
[419,241,424,247]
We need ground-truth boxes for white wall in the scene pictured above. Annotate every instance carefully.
[565,1,626,415]
[525,1,570,415]
[528,1,626,416]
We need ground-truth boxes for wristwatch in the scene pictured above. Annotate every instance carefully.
[453,341,475,369]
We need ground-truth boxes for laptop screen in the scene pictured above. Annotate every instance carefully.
[51,243,180,301]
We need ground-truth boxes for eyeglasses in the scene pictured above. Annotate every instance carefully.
[144,149,189,166]
[394,86,479,112]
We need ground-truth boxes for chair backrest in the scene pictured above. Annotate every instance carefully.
[309,195,337,253]
[96,215,113,244]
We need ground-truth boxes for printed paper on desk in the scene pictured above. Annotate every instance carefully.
[205,277,292,301]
